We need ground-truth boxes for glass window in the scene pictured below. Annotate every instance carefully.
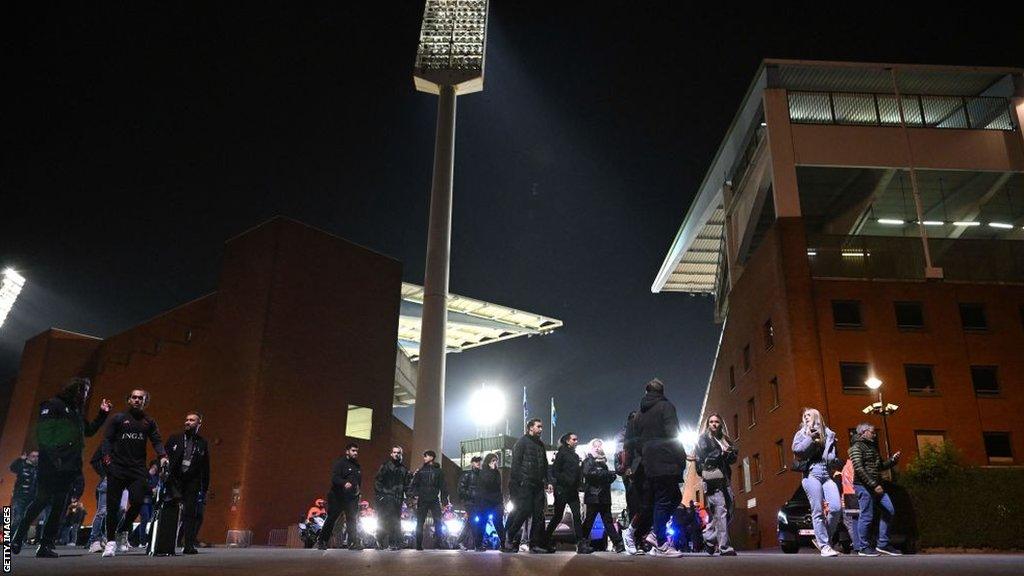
[894,302,924,329]
[959,303,988,331]
[971,366,1000,396]
[345,405,373,440]
[742,457,752,492]
[983,432,1013,464]
[747,398,756,428]
[769,377,780,409]
[733,414,740,440]
[832,300,862,328]
[840,362,870,394]
[905,364,937,395]
[764,319,775,350]
[751,453,763,484]
[775,439,786,472]
[743,344,751,373]
[915,431,945,455]
[729,366,736,391]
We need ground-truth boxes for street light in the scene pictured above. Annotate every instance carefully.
[410,0,490,461]
[0,268,26,329]
[862,376,898,460]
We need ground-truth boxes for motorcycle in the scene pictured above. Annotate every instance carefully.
[299,514,326,548]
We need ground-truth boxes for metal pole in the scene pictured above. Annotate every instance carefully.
[878,389,892,461]
[412,84,457,461]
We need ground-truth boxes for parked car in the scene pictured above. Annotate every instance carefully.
[777,482,917,554]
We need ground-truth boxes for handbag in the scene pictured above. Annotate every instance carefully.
[701,467,725,482]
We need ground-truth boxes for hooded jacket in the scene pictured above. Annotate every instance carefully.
[848,432,896,489]
[510,433,548,491]
[374,457,407,503]
[581,455,617,505]
[627,391,686,478]
[549,444,583,496]
[38,394,109,473]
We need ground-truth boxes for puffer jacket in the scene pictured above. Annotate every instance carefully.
[510,433,548,492]
[792,426,838,474]
[694,432,738,486]
[549,444,582,496]
[374,457,408,502]
[581,455,617,505]
[848,433,895,489]
[477,467,503,505]
[627,391,686,478]
[37,394,108,473]
[457,468,480,504]
[410,462,447,504]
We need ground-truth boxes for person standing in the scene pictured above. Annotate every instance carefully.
[849,422,902,556]
[457,456,482,550]
[318,443,363,550]
[503,418,553,554]
[101,389,167,557]
[544,432,591,554]
[695,413,738,556]
[628,379,686,558]
[409,450,448,550]
[475,453,505,551]
[164,411,211,554]
[374,445,408,550]
[581,439,625,553]
[8,451,39,534]
[10,377,111,558]
[792,407,842,557]
[85,446,111,552]
[617,411,647,555]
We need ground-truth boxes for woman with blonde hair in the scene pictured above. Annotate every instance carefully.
[792,407,841,557]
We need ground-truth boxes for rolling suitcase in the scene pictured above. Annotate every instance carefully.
[149,464,181,556]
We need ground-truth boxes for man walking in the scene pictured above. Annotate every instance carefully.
[409,450,448,550]
[164,411,211,554]
[101,389,167,557]
[457,456,481,550]
[8,451,39,533]
[544,432,591,554]
[318,443,363,550]
[503,418,554,554]
[374,446,408,550]
[10,377,111,558]
[849,423,902,556]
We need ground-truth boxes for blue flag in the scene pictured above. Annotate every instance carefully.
[550,397,557,427]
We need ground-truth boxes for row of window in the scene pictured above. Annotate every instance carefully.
[729,318,775,391]
[832,300,1023,332]
[839,362,1002,396]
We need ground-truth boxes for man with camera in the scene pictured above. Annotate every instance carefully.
[163,411,210,554]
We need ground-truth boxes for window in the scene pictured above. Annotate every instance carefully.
[769,377,780,410]
[905,364,937,395]
[345,405,373,440]
[775,439,786,472]
[983,432,1013,464]
[742,457,752,492]
[751,453,763,484]
[747,398,756,428]
[915,431,945,455]
[832,300,862,328]
[733,414,740,439]
[840,362,870,394]
[743,344,751,373]
[971,365,1000,396]
[959,303,988,331]
[763,318,775,350]
[894,301,924,329]
[729,366,736,391]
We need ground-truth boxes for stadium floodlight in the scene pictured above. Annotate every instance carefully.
[469,385,506,427]
[677,427,699,453]
[410,0,490,462]
[0,268,26,329]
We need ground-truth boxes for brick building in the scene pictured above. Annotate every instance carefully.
[652,60,1024,548]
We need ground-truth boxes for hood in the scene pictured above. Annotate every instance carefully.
[557,444,577,456]
[640,391,665,413]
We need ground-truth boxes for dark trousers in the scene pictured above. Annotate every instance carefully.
[415,501,443,548]
[629,472,652,544]
[106,473,149,541]
[583,502,623,546]
[378,498,402,547]
[458,505,476,548]
[649,475,682,545]
[474,500,505,549]
[12,469,76,547]
[172,476,203,548]
[545,490,584,542]
[320,491,359,547]
[504,485,546,547]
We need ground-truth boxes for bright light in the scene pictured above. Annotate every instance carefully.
[841,249,866,258]
[469,385,506,426]
[359,516,378,534]
[678,428,699,452]
[444,519,464,535]
[877,218,905,225]
[806,249,818,257]
[989,222,1014,229]
[0,268,27,329]
[921,221,945,226]
[953,221,981,227]
[504,501,514,513]
[777,510,788,525]
[401,519,416,534]
[865,377,883,390]
[602,439,617,457]
[414,0,489,94]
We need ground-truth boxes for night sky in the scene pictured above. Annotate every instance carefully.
[3,3,1021,455]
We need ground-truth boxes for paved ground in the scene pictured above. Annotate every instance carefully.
[7,546,1023,576]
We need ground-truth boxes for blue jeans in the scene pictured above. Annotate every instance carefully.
[801,471,840,547]
[855,484,894,549]
[88,478,108,545]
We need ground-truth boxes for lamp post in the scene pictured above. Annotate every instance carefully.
[863,376,897,460]
[411,0,489,461]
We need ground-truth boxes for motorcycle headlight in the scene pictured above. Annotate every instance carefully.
[777,510,788,525]
[359,517,378,534]
[444,519,464,535]
[401,520,416,534]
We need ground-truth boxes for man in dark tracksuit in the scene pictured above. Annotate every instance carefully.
[503,418,554,554]
[409,450,448,550]
[374,446,408,550]
[101,389,167,557]
[8,451,39,533]
[318,443,362,550]
[544,432,591,554]
[163,411,211,554]
[456,456,481,550]
[11,377,110,558]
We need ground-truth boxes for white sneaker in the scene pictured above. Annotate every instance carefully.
[89,540,105,553]
[102,541,117,557]
[820,544,840,557]
[622,527,637,555]
[649,546,683,558]
[644,531,661,550]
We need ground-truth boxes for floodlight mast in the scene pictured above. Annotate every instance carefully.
[0,268,27,329]
[411,0,489,462]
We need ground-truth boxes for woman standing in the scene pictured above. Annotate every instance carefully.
[475,453,505,551]
[581,439,626,553]
[694,413,738,556]
[792,407,841,557]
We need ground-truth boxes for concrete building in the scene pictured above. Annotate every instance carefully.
[653,60,1024,548]
[0,217,561,545]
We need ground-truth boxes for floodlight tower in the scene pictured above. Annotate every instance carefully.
[0,268,26,329]
[411,0,489,461]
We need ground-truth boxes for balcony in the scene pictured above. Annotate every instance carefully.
[788,91,1016,131]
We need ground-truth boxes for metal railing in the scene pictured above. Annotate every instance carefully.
[788,91,1016,131]
[806,235,1024,283]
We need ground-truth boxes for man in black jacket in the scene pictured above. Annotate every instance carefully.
[8,451,39,533]
[409,450,448,550]
[101,389,167,557]
[374,445,408,550]
[456,456,481,550]
[626,379,685,558]
[544,432,591,554]
[11,377,111,558]
[503,418,554,554]
[164,411,211,554]
[318,443,363,550]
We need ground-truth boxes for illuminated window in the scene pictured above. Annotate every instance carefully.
[742,457,752,492]
[346,405,373,440]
